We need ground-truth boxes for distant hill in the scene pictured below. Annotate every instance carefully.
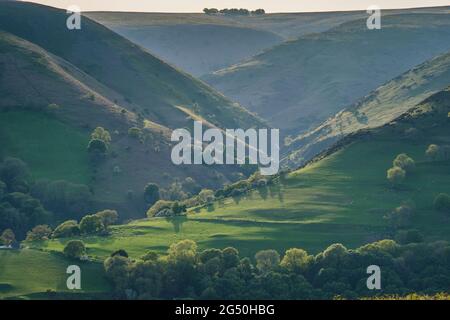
[86,11,370,76]
[284,50,450,167]
[203,12,450,138]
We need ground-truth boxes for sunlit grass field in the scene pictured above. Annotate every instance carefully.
[0,249,110,299]
[0,111,91,184]
[36,130,450,259]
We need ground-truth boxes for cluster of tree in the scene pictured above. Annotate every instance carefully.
[0,158,51,238]
[103,239,450,299]
[146,200,186,217]
[387,154,415,186]
[203,8,265,15]
[51,210,118,238]
[0,228,16,246]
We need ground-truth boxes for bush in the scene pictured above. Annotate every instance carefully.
[26,225,52,241]
[95,210,118,227]
[52,220,80,238]
[79,214,105,234]
[426,144,440,161]
[434,193,450,213]
[128,127,142,139]
[393,154,415,172]
[144,183,160,205]
[198,189,215,204]
[91,127,111,145]
[64,240,86,259]
[87,139,108,154]
[387,166,405,185]
[147,200,174,217]
[385,205,413,228]
[0,229,15,246]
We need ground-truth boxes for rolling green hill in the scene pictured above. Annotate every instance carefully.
[0,249,110,299]
[203,12,450,137]
[0,2,266,219]
[284,50,450,167]
[34,87,450,259]
[0,1,262,131]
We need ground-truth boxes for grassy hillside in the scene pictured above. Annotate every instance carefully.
[284,50,450,167]
[0,1,262,131]
[0,249,110,299]
[0,111,91,184]
[35,88,450,259]
[0,2,268,219]
[204,12,450,136]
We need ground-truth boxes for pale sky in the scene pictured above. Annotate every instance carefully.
[20,0,450,13]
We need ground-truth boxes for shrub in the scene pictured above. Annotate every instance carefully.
[387,166,405,185]
[426,144,440,161]
[79,214,105,234]
[144,183,160,205]
[385,205,413,228]
[128,127,142,139]
[64,240,86,259]
[26,225,52,241]
[393,153,415,172]
[0,229,15,246]
[147,200,174,217]
[91,127,111,145]
[52,220,80,238]
[95,210,119,227]
[198,189,215,204]
[87,139,107,154]
[434,193,450,213]
[46,103,60,111]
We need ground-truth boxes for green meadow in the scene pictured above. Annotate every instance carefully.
[0,111,91,184]
[36,126,450,259]
[0,249,110,299]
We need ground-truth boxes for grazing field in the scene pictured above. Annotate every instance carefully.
[37,112,450,259]
[0,111,91,184]
[0,249,110,299]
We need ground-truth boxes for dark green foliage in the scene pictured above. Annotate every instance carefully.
[0,157,30,193]
[52,220,80,238]
[0,192,50,239]
[143,183,160,205]
[434,193,450,213]
[87,139,107,154]
[111,249,128,258]
[31,180,92,220]
[79,214,105,235]
[63,240,86,259]
[104,239,450,299]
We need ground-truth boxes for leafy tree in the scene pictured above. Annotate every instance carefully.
[0,157,30,192]
[144,183,160,205]
[52,220,80,238]
[387,166,406,185]
[255,249,280,274]
[386,205,413,228]
[434,193,450,213]
[168,239,198,264]
[95,210,118,227]
[426,144,440,161]
[87,139,108,154]
[280,248,312,273]
[171,201,187,215]
[111,249,129,258]
[0,229,15,246]
[146,200,174,217]
[128,127,142,139]
[79,214,105,234]
[26,225,52,241]
[64,240,86,259]
[198,189,215,204]
[393,153,415,172]
[91,127,111,145]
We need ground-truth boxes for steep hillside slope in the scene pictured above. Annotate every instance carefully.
[39,88,450,257]
[0,1,262,131]
[204,12,450,136]
[284,50,450,167]
[0,29,255,219]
